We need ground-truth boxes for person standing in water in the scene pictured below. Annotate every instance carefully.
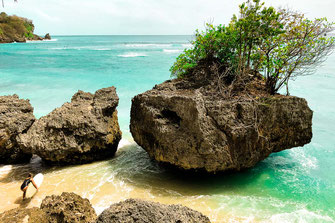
[20,173,38,200]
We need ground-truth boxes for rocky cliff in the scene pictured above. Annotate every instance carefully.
[0,95,35,164]
[130,77,313,172]
[0,12,49,43]
[18,87,122,165]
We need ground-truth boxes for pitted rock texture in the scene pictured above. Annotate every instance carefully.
[0,95,35,164]
[0,207,48,223]
[130,78,313,172]
[18,87,122,165]
[97,198,211,223]
[40,192,97,223]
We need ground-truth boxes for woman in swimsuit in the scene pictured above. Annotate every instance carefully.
[20,173,38,200]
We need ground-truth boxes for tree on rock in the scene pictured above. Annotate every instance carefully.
[170,0,335,95]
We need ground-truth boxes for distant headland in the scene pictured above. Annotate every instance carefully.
[0,12,50,43]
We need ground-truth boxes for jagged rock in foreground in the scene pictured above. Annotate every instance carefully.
[0,194,211,223]
[40,192,97,223]
[0,207,48,223]
[97,198,211,223]
[0,95,35,164]
[18,87,122,165]
[130,78,313,172]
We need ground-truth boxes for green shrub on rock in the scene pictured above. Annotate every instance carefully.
[170,0,335,95]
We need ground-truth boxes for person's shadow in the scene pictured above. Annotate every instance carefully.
[13,191,38,208]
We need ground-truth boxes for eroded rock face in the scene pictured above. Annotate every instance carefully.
[0,207,48,223]
[0,95,35,164]
[97,198,211,223]
[130,79,313,172]
[40,192,97,223]
[18,87,122,165]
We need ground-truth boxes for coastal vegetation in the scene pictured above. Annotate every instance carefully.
[170,0,335,95]
[0,12,43,43]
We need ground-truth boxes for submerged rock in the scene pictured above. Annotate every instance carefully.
[40,192,97,223]
[18,87,122,165]
[97,198,211,223]
[0,207,48,223]
[0,95,35,164]
[130,78,313,172]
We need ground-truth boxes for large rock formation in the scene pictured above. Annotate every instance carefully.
[0,207,48,223]
[97,198,211,223]
[0,95,35,164]
[40,192,97,223]
[18,87,122,165]
[130,77,313,172]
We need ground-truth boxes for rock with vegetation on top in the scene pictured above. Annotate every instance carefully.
[0,95,35,164]
[130,77,313,172]
[0,207,48,223]
[0,12,44,43]
[40,192,97,223]
[18,87,122,165]
[97,198,211,223]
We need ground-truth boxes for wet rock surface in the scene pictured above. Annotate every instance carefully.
[130,78,313,172]
[0,207,48,223]
[18,87,122,165]
[97,198,211,223]
[0,95,35,164]
[40,192,97,223]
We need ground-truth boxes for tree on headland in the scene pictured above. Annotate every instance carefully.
[170,0,335,95]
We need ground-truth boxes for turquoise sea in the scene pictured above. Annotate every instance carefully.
[0,36,334,222]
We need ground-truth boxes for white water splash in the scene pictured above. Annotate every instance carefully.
[117,52,147,58]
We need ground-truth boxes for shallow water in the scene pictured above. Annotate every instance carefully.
[0,36,335,222]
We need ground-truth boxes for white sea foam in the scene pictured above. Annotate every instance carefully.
[163,49,182,53]
[268,209,335,223]
[43,39,58,42]
[291,147,318,170]
[95,48,112,51]
[124,43,172,48]
[118,139,132,149]
[182,43,193,48]
[117,52,147,58]
[0,165,12,177]
[50,46,111,51]
[26,39,58,43]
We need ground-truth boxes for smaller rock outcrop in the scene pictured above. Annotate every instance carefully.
[97,198,211,223]
[0,207,48,223]
[0,95,35,164]
[44,33,51,40]
[18,87,122,165]
[40,192,97,223]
